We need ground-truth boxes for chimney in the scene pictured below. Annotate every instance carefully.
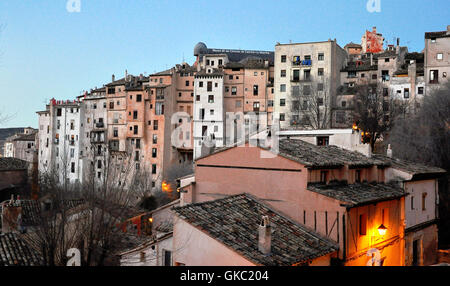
[1,196,23,234]
[447,25,450,35]
[397,38,400,47]
[373,26,377,33]
[387,144,393,158]
[258,216,271,255]
[125,70,128,81]
[112,74,115,82]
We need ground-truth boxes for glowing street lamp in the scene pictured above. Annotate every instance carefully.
[378,224,387,236]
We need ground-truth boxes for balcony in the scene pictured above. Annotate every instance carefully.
[292,59,312,66]
[95,122,105,129]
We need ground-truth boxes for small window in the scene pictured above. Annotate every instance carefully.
[280,70,286,77]
[280,84,286,92]
[437,53,443,60]
[280,99,286,106]
[355,170,361,182]
[320,171,328,183]
[281,55,287,63]
[411,196,414,210]
[318,53,324,61]
[279,113,285,121]
[422,193,427,211]
[208,95,214,103]
[359,214,367,236]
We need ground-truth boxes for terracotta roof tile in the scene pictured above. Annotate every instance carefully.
[173,194,338,265]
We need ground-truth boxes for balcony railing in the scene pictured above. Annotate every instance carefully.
[292,59,312,66]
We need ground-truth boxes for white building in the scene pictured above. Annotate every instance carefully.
[37,99,85,185]
[79,88,108,183]
[193,70,225,160]
[3,128,37,163]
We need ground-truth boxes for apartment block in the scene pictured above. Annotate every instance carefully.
[274,40,347,129]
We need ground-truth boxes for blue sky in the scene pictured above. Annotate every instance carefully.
[0,0,448,128]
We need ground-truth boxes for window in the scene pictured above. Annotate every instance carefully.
[317,98,324,106]
[135,151,140,161]
[107,87,115,94]
[303,85,311,95]
[152,148,157,158]
[199,81,203,88]
[341,101,347,107]
[355,170,361,182]
[304,70,311,80]
[137,94,142,102]
[113,128,118,137]
[359,214,367,236]
[208,95,214,103]
[231,87,237,95]
[235,100,242,108]
[133,111,138,120]
[57,108,62,116]
[163,250,172,266]
[318,68,324,76]
[281,55,286,63]
[71,162,75,173]
[404,88,410,99]
[320,171,328,183]
[253,85,259,96]
[431,37,436,43]
[110,102,114,109]
[411,196,414,210]
[153,134,157,144]
[437,53,443,60]
[418,87,424,94]
[207,81,213,92]
[218,59,223,66]
[210,109,214,115]
[302,100,308,110]
[280,99,286,106]
[253,102,260,111]
[317,136,329,146]
[430,70,439,83]
[318,53,324,61]
[133,125,138,135]
[185,80,189,87]
[153,120,158,130]
[422,193,427,211]
[280,84,286,92]
[136,139,141,149]
[280,70,286,77]
[97,160,102,169]
[372,74,377,80]
[196,95,200,101]
[268,100,273,107]
[279,113,285,121]
[155,102,164,115]
[385,58,390,63]
[152,164,157,174]
[383,88,389,97]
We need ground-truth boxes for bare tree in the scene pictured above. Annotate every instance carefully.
[352,83,410,151]
[290,78,331,129]
[23,141,149,266]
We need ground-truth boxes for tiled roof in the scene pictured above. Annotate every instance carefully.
[173,194,338,266]
[195,69,224,77]
[425,31,450,39]
[205,48,274,65]
[307,182,406,207]
[345,42,362,49]
[0,158,28,171]
[0,232,43,266]
[278,139,388,169]
[341,60,377,72]
[13,133,37,142]
[151,68,173,76]
[372,155,446,179]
